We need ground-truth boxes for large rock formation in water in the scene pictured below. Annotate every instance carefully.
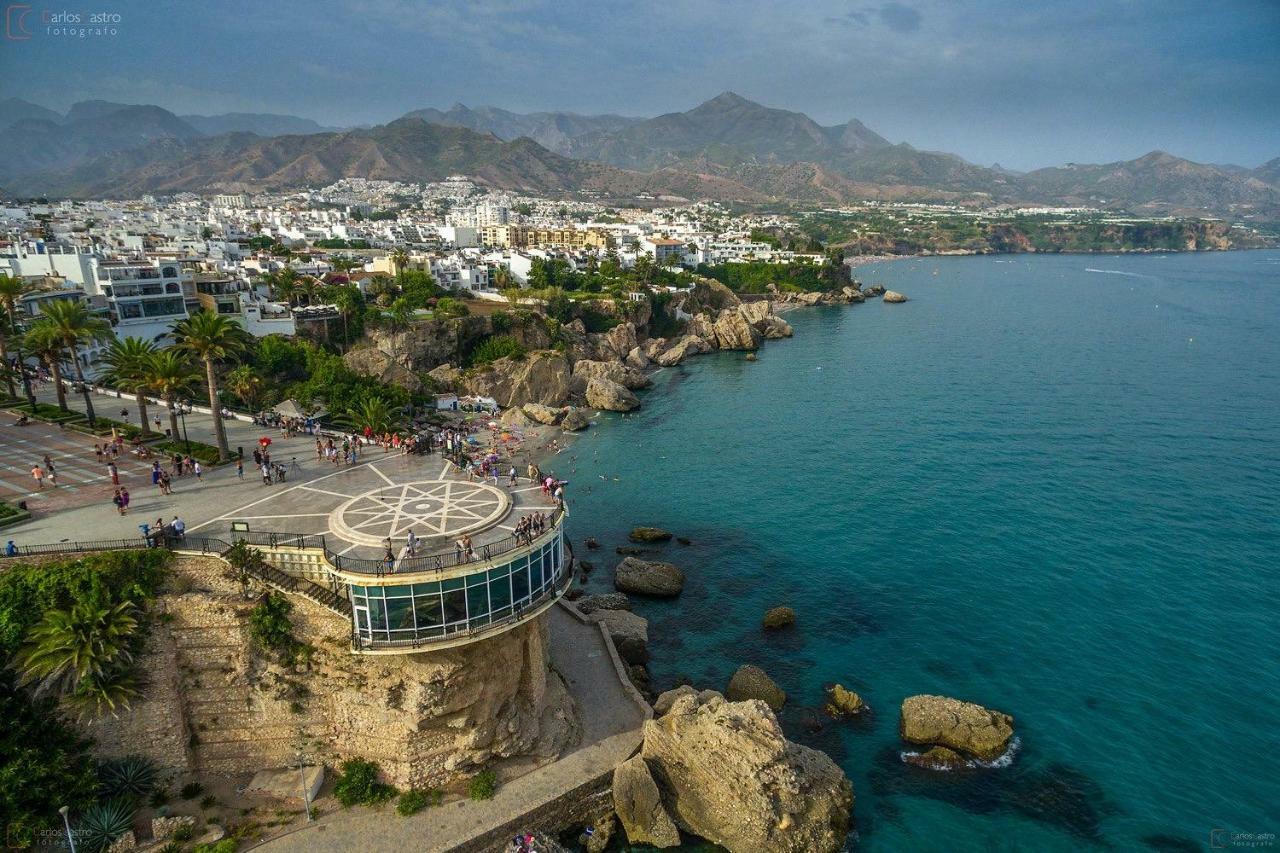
[585,377,640,412]
[613,755,681,848]
[639,689,853,853]
[899,694,1014,761]
[79,557,578,789]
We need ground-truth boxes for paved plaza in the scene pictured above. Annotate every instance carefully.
[1,390,555,558]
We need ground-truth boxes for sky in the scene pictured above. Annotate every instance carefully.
[0,0,1277,170]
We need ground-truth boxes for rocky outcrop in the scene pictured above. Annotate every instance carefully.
[899,695,1014,761]
[343,346,425,393]
[762,606,796,630]
[655,335,712,367]
[560,407,591,431]
[571,359,650,393]
[625,346,650,371]
[574,592,631,615]
[594,608,649,666]
[368,315,490,373]
[463,351,571,408]
[642,337,669,360]
[500,406,533,428]
[840,286,866,303]
[615,557,685,597]
[629,527,672,543]
[824,685,864,717]
[883,290,909,303]
[758,315,794,339]
[862,283,886,297]
[712,309,763,351]
[642,690,853,853]
[653,685,698,716]
[593,322,639,363]
[427,362,463,391]
[585,377,640,412]
[726,664,786,711]
[613,756,681,848]
[903,746,967,770]
[522,403,564,425]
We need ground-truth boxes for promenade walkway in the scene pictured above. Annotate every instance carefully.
[251,602,649,853]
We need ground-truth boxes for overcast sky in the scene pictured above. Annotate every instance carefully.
[2,0,1277,170]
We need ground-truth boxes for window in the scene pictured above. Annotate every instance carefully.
[511,562,530,604]
[489,568,512,617]
[467,582,490,628]
[442,588,466,626]
[414,593,442,632]
[386,595,414,634]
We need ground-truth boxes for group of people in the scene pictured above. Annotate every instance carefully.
[29,454,60,489]
[142,515,186,547]
[251,446,290,484]
[513,512,551,544]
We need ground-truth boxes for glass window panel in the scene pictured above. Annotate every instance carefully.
[488,559,510,579]
[442,576,465,591]
[368,598,388,630]
[529,555,543,591]
[412,582,440,596]
[467,583,490,623]
[466,570,488,588]
[512,563,530,603]
[442,589,467,624]
[414,594,442,628]
[386,597,414,631]
[352,585,366,596]
[489,570,512,613]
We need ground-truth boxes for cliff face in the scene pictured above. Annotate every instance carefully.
[82,557,578,788]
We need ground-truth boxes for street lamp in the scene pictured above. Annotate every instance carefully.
[177,398,192,455]
[296,749,313,822]
[59,805,77,853]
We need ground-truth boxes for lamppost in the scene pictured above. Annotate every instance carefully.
[177,398,192,455]
[59,805,77,853]
[296,748,313,822]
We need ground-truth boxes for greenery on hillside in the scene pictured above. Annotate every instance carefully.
[695,252,850,293]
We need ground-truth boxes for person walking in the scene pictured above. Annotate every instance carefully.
[112,488,124,515]
[406,530,419,557]
[119,487,131,514]
[30,464,45,490]
[107,460,119,486]
[236,458,244,479]
[192,460,203,481]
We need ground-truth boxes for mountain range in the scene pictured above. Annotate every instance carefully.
[1,94,1276,217]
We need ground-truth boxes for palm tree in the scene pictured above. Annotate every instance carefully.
[0,273,33,405]
[224,364,263,410]
[390,248,410,280]
[100,337,158,436]
[21,322,69,410]
[268,268,300,306]
[36,300,112,427]
[14,599,140,717]
[329,286,360,350]
[171,311,248,461]
[343,395,403,435]
[143,350,198,440]
[0,322,16,400]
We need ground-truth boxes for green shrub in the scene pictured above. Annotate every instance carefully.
[171,824,194,842]
[192,840,237,853]
[468,335,526,367]
[77,797,136,852]
[468,769,497,801]
[179,781,204,800]
[395,787,442,816]
[433,297,470,319]
[153,439,223,465]
[97,755,157,800]
[248,592,310,666]
[200,794,218,810]
[148,786,170,808]
[333,759,396,807]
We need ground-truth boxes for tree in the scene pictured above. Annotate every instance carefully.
[171,311,249,461]
[14,599,141,717]
[342,395,403,435]
[0,275,35,405]
[0,321,16,401]
[21,321,70,411]
[224,364,263,410]
[100,337,159,436]
[34,300,112,427]
[143,350,198,441]
[329,286,361,350]
[390,248,410,280]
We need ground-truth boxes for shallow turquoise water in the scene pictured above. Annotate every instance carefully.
[562,251,1280,852]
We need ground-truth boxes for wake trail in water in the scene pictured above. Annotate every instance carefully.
[1085,268,1157,279]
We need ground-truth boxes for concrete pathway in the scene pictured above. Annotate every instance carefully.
[252,603,649,853]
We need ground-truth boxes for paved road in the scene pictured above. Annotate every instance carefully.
[252,603,648,853]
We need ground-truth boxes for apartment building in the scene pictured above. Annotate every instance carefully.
[478,225,612,250]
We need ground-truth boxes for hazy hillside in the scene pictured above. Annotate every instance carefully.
[182,112,340,137]
[401,104,641,155]
[0,98,63,130]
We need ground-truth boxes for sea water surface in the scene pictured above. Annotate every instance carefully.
[562,251,1280,852]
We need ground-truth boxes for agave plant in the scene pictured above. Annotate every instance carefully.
[97,755,157,800]
[76,797,136,853]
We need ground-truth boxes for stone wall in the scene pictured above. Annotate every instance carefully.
[83,556,579,788]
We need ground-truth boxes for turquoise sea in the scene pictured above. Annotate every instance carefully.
[562,251,1280,852]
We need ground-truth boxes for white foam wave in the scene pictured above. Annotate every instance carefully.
[1085,268,1156,279]
[899,737,1021,771]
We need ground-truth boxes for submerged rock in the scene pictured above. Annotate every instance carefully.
[574,592,630,615]
[900,695,1014,760]
[630,526,673,543]
[615,557,685,597]
[641,689,853,853]
[903,746,967,770]
[726,664,786,711]
[762,606,796,630]
[613,756,681,848]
